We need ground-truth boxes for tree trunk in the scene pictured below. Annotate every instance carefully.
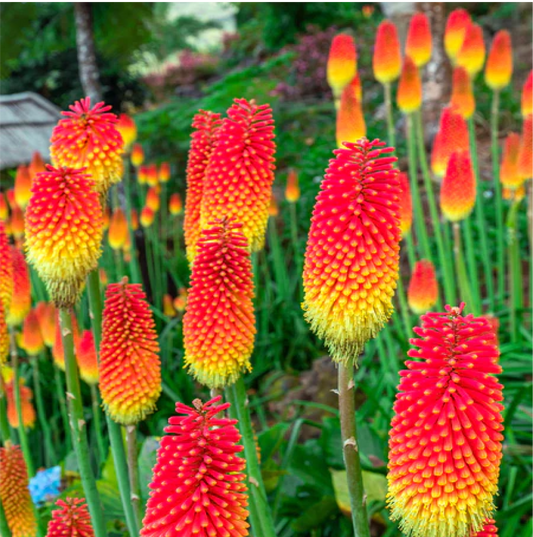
[74,3,102,102]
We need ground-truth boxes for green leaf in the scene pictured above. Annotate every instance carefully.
[257,422,289,463]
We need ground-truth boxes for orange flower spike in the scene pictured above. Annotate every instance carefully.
[52,311,80,370]
[130,209,139,231]
[201,99,276,252]
[183,110,222,262]
[163,294,175,317]
[521,71,532,117]
[285,169,300,202]
[0,442,37,537]
[405,12,432,67]
[117,113,137,152]
[14,165,32,209]
[28,151,46,181]
[441,150,476,222]
[6,379,36,429]
[140,206,155,228]
[25,165,103,308]
[20,309,44,356]
[397,56,422,114]
[108,208,128,250]
[46,497,95,537]
[137,164,148,184]
[140,396,249,537]
[77,330,99,385]
[158,161,170,183]
[0,192,8,220]
[173,287,188,312]
[473,519,498,537]
[451,66,475,119]
[327,34,357,103]
[398,172,413,236]
[336,81,366,147]
[387,304,503,537]
[407,259,438,313]
[500,132,522,191]
[433,106,470,177]
[7,247,31,327]
[99,279,161,425]
[50,97,124,194]
[485,30,512,90]
[131,143,144,168]
[35,301,56,347]
[518,114,532,182]
[457,23,486,78]
[444,8,472,63]
[0,222,14,314]
[168,193,183,216]
[303,138,401,363]
[373,20,402,84]
[268,193,279,217]
[10,205,25,240]
[183,218,255,388]
[146,163,158,187]
[145,187,160,212]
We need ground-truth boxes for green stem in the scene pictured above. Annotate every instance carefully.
[125,425,142,527]
[90,383,106,469]
[462,217,481,315]
[468,118,495,309]
[0,496,11,537]
[9,329,34,476]
[338,362,370,537]
[289,202,302,300]
[406,114,432,262]
[384,83,396,149]
[404,233,417,270]
[59,308,106,537]
[86,269,140,537]
[31,354,55,466]
[0,377,12,444]
[453,223,475,311]
[54,365,71,452]
[123,158,142,284]
[268,218,289,300]
[490,91,506,305]
[507,200,523,342]
[395,273,412,340]
[229,377,277,537]
[415,111,456,306]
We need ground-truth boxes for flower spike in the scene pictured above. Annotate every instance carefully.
[373,20,402,84]
[457,23,486,78]
[451,67,475,119]
[445,8,472,63]
[46,497,94,537]
[440,150,476,222]
[78,330,99,385]
[521,71,532,117]
[327,34,357,104]
[6,247,31,327]
[0,221,13,315]
[336,77,366,147]
[485,30,513,90]
[407,260,438,314]
[518,114,532,182]
[397,57,422,114]
[405,12,432,67]
[116,113,137,152]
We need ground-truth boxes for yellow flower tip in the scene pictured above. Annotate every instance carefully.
[25,165,103,308]
[131,143,144,167]
[406,12,432,68]
[440,150,476,222]
[163,294,176,317]
[158,161,171,183]
[302,138,401,364]
[173,287,188,312]
[140,206,155,228]
[169,192,183,216]
[78,329,99,385]
[407,260,438,313]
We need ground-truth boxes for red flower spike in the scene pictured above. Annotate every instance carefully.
[407,260,438,314]
[158,161,171,183]
[0,442,37,537]
[336,80,366,147]
[405,12,432,67]
[303,138,401,364]
[472,518,498,536]
[169,192,183,216]
[285,169,300,203]
[451,66,475,119]
[445,8,472,63]
[485,31,512,90]
[108,208,128,250]
[373,20,402,84]
[50,97,124,194]
[14,165,32,210]
[397,57,422,114]
[28,151,46,182]
[46,497,95,537]
[521,71,532,117]
[78,330,99,385]
[6,377,36,429]
[0,302,7,363]
[132,144,145,168]
[518,114,532,182]
[441,151,476,222]
[140,396,249,537]
[35,301,56,348]
[20,309,44,356]
[387,304,504,537]
[500,132,522,193]
[457,24,486,78]
[99,279,161,425]
[398,172,413,237]
[268,193,279,217]
[117,113,137,152]
[146,187,160,212]
[25,165,103,308]
[140,206,155,228]
[10,205,25,240]
[201,99,276,253]
[146,163,158,187]
[0,221,13,315]
[327,34,357,102]
[7,247,30,327]
[183,218,255,388]
[52,310,80,370]
[183,110,222,262]
[130,209,139,231]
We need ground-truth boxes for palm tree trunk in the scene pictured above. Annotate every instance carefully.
[74,2,102,102]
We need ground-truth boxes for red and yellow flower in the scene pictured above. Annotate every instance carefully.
[14,165,32,210]
[35,301,56,348]
[0,221,13,315]
[140,206,155,228]
[183,218,255,388]
[77,330,99,385]
[398,172,412,237]
[485,30,513,90]
[518,114,532,182]
[5,374,36,430]
[473,519,498,537]
[158,161,170,183]
[7,247,31,327]
[327,34,357,104]
[445,8,472,63]
[500,132,522,198]
[387,304,503,537]
[441,150,476,222]
[146,163,158,187]
[0,192,8,220]
[407,260,438,313]
[28,151,46,182]
[285,169,301,203]
[336,78,366,147]
[373,20,402,84]
[117,113,137,152]
[46,497,94,537]
[145,187,160,212]
[19,309,44,356]
[108,208,128,250]
[99,279,161,425]
[522,71,532,117]
[131,144,144,168]
[140,396,249,537]
[405,12,432,67]
[457,23,486,78]
[10,205,25,241]
[397,56,422,114]
[302,138,401,363]
[451,67,475,119]
[169,192,183,216]
[268,193,279,217]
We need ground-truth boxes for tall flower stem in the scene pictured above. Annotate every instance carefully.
[9,329,34,476]
[507,199,523,342]
[338,362,370,537]
[0,376,12,444]
[90,383,106,468]
[468,118,494,309]
[54,365,71,452]
[490,91,506,305]
[86,269,140,537]
[31,355,55,466]
[226,377,277,537]
[384,83,396,148]
[404,234,417,270]
[453,224,475,311]
[0,497,10,537]
[462,218,481,315]
[395,275,412,340]
[125,425,142,527]
[414,111,457,305]
[289,203,302,299]
[59,308,106,537]
[123,159,142,284]
[406,115,432,261]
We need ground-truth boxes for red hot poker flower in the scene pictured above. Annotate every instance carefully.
[373,20,402,84]
[473,519,498,537]
[302,138,401,364]
[500,132,522,195]
[46,497,94,537]
[0,221,13,315]
[485,31,513,90]
[5,377,36,430]
[327,34,357,103]
[35,301,56,348]
[140,396,249,537]
[183,110,222,262]
[521,71,532,117]
[183,218,255,389]
[457,24,486,78]
[336,79,366,147]
[28,151,46,182]
[398,172,413,237]
[158,161,171,183]
[116,113,137,152]
[77,330,99,385]
[99,279,161,425]
[7,247,31,327]
[518,114,532,182]
[0,302,7,364]
[131,143,144,168]
[20,309,44,356]
[14,165,32,210]
[397,56,422,114]
[440,150,476,222]
[169,192,183,216]
[445,8,472,63]
[387,304,504,537]
[451,66,475,119]
[108,208,128,250]
[405,12,432,67]
[285,168,301,202]
[407,259,438,314]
